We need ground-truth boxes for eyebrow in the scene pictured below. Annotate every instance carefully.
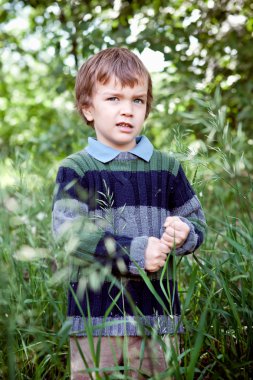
[102,91,147,98]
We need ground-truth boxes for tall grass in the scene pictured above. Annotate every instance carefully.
[0,157,69,380]
[0,104,252,379]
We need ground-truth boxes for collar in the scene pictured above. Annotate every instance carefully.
[85,136,154,163]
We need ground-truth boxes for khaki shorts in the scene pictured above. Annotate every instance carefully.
[70,335,179,379]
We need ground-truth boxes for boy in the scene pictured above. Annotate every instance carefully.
[52,47,206,379]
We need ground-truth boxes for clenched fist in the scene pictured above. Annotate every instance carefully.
[144,237,170,272]
[161,216,190,250]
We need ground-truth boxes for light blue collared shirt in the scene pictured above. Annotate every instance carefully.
[85,136,154,163]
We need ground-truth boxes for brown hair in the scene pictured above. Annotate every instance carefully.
[75,47,153,126]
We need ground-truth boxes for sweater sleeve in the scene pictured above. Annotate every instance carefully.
[167,164,207,255]
[52,164,148,276]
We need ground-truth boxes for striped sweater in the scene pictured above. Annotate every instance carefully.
[52,139,206,336]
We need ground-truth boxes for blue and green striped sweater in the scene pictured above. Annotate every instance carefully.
[52,140,206,336]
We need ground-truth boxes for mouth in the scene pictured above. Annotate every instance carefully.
[116,122,134,131]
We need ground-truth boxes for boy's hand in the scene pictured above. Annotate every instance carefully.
[161,216,190,250]
[144,237,170,272]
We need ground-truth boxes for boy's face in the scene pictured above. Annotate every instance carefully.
[82,76,148,151]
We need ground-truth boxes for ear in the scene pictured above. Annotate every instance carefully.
[82,106,94,122]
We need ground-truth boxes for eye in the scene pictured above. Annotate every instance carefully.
[133,98,145,104]
[107,97,119,101]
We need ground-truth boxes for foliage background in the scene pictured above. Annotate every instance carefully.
[0,0,252,379]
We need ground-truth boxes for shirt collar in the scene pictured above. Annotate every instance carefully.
[85,136,154,163]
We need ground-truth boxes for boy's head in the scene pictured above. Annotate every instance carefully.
[75,47,153,127]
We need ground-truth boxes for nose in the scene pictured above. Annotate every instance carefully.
[120,101,133,117]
